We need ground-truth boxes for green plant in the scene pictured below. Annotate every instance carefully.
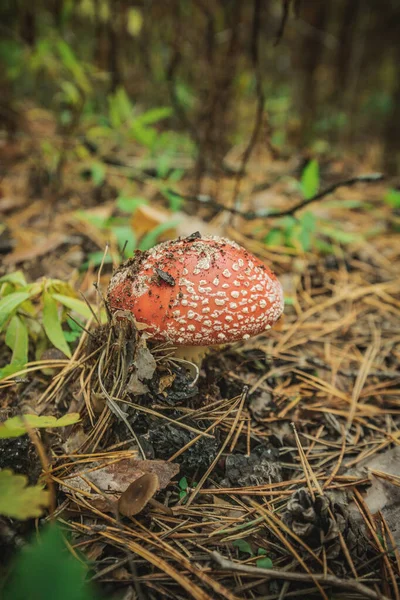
[232,539,273,569]
[78,195,180,268]
[0,273,93,378]
[385,189,400,208]
[2,523,95,600]
[0,413,80,519]
[178,476,197,503]
[264,161,364,253]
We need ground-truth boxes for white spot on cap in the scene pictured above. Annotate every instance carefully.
[188,324,196,332]
[215,299,225,306]
[187,310,195,318]
[232,263,240,271]
[204,320,212,327]
[230,302,237,309]
[202,307,210,314]
[181,299,188,306]
[218,333,226,340]
[231,291,240,298]
[243,334,250,340]
[225,315,233,322]
[223,269,231,278]
[259,299,267,308]
[213,277,219,286]
[222,283,229,289]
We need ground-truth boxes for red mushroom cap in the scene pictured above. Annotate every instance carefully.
[107,235,283,346]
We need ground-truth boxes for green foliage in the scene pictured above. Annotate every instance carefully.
[264,211,363,254]
[0,470,49,520]
[232,540,273,568]
[3,524,95,600]
[0,413,81,439]
[256,548,273,569]
[178,476,197,503]
[264,162,365,254]
[179,476,189,500]
[0,414,80,520]
[301,159,320,200]
[0,274,92,379]
[232,538,253,555]
[385,189,400,208]
[78,193,180,267]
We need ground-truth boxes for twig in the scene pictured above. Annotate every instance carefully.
[211,551,391,600]
[170,173,384,220]
[231,0,265,208]
[274,0,291,46]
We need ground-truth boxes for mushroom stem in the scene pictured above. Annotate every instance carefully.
[148,498,173,515]
[172,345,213,366]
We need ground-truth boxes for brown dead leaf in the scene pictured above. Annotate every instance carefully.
[4,233,68,265]
[134,338,157,380]
[158,372,176,393]
[61,459,179,512]
[131,204,176,240]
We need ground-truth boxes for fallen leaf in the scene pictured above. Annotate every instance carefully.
[0,470,50,519]
[0,413,81,438]
[61,459,179,512]
[4,233,68,265]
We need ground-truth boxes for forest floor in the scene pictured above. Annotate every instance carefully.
[1,131,400,600]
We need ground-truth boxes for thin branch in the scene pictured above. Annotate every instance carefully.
[171,172,384,220]
[211,551,391,600]
[274,0,291,46]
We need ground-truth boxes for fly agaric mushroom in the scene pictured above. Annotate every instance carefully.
[107,234,283,363]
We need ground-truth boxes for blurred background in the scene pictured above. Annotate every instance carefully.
[1,0,399,176]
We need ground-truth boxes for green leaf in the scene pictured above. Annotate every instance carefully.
[320,225,363,245]
[0,271,27,286]
[232,539,254,556]
[5,315,28,366]
[135,107,173,127]
[90,162,106,186]
[139,221,180,251]
[112,225,137,256]
[301,159,319,200]
[3,523,95,600]
[83,252,114,269]
[52,294,94,320]
[0,470,49,519]
[256,556,273,569]
[385,189,400,208]
[0,362,26,380]
[130,121,156,147]
[179,490,187,500]
[0,413,81,439]
[117,196,148,213]
[160,188,183,212]
[63,317,83,343]
[0,291,31,329]
[42,292,72,357]
[127,7,143,36]
[179,477,188,490]
[264,228,285,247]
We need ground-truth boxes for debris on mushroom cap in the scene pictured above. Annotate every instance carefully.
[118,472,159,517]
[107,234,284,346]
